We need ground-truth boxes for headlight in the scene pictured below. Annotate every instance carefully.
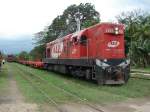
[118,59,130,68]
[115,31,119,35]
[115,27,119,35]
[115,27,119,31]
[104,59,107,62]
[96,59,110,69]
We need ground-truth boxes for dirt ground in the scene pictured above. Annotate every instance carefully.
[0,68,150,112]
[0,69,38,112]
[43,99,150,112]
[98,98,150,112]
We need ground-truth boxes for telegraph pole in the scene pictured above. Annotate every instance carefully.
[74,9,82,31]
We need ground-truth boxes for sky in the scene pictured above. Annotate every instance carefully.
[0,0,150,53]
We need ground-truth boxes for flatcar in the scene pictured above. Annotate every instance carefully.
[18,60,44,69]
[43,23,130,85]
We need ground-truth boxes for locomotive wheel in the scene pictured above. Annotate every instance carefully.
[85,69,91,80]
[124,73,130,83]
[71,70,76,77]
[97,78,104,85]
[96,72,105,85]
[124,66,130,83]
[47,65,53,71]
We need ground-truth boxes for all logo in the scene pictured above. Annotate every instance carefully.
[107,41,120,48]
[51,42,63,58]
[72,48,77,54]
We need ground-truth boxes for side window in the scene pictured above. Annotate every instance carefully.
[46,48,51,58]
[80,35,87,46]
[63,41,67,54]
[73,36,78,44]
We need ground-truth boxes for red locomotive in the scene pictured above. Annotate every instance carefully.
[7,55,16,62]
[43,23,130,85]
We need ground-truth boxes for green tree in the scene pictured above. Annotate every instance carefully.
[18,51,30,60]
[117,10,150,67]
[35,3,100,45]
[29,45,45,60]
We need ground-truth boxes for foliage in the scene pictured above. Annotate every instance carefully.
[29,45,45,60]
[0,51,2,62]
[0,51,5,60]
[117,10,150,67]
[17,51,30,60]
[35,3,100,45]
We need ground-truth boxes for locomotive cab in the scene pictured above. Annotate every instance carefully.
[93,23,130,84]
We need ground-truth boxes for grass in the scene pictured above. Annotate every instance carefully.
[7,64,49,104]
[8,63,78,104]
[0,64,9,94]
[7,63,150,105]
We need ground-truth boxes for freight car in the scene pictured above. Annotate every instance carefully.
[43,23,130,85]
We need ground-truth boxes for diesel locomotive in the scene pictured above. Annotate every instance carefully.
[43,23,130,85]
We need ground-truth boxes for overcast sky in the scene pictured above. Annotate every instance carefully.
[0,0,150,39]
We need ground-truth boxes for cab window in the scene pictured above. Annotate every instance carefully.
[80,35,87,46]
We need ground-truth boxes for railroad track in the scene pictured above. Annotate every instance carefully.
[130,71,150,80]
[131,70,150,74]
[131,76,150,80]
[14,65,65,112]
[15,64,104,112]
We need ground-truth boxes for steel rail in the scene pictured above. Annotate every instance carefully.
[131,76,150,80]
[15,66,65,112]
[16,64,104,112]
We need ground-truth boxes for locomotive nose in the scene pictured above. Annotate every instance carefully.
[113,69,123,81]
[107,67,124,81]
